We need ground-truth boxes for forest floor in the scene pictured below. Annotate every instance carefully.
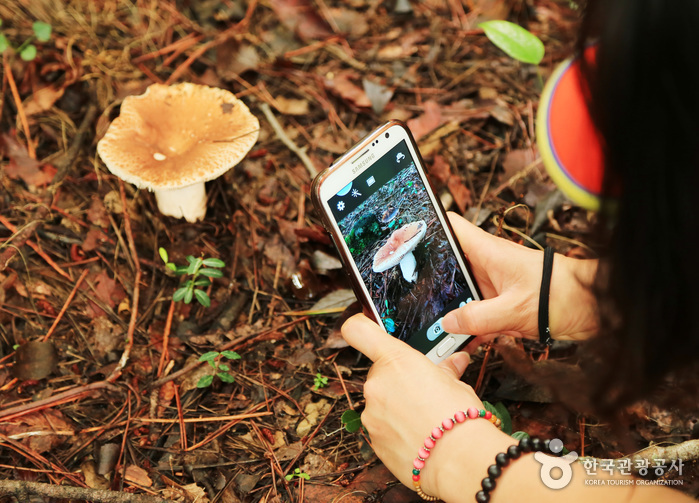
[0,0,697,502]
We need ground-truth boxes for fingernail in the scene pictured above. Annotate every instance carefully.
[442,311,459,332]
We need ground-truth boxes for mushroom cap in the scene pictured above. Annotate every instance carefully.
[97,83,259,190]
[372,220,427,273]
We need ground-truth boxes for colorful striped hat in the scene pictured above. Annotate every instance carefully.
[536,46,605,210]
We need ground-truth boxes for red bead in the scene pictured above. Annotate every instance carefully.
[414,458,425,470]
[442,418,454,430]
[431,427,443,439]
[484,411,492,420]
[413,474,420,481]
[455,411,466,423]
[419,447,430,459]
[424,437,436,449]
[467,407,479,419]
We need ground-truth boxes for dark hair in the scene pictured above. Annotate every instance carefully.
[577,0,699,411]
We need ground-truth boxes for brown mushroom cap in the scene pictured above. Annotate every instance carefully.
[97,83,259,190]
[372,220,427,273]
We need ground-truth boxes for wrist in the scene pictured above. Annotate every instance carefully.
[549,256,599,341]
[422,418,514,502]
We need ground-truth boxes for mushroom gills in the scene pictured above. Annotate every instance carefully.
[399,252,418,282]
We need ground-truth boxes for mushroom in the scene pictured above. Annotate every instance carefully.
[372,220,427,283]
[97,83,259,222]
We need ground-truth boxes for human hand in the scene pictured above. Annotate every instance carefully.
[342,314,511,500]
[442,212,599,341]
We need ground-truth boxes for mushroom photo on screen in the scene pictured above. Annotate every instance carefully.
[97,83,259,222]
[372,220,427,283]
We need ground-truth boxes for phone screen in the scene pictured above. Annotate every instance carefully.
[326,139,476,354]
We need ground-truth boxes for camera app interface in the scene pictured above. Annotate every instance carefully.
[328,140,475,353]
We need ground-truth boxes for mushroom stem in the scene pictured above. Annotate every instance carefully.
[154,183,207,222]
[399,252,418,283]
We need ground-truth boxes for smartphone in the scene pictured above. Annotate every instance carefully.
[311,121,482,363]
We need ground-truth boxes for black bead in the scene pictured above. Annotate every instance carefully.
[481,477,497,492]
[495,452,510,467]
[531,438,545,452]
[507,445,522,459]
[519,437,533,452]
[487,464,501,479]
[544,439,551,452]
[476,490,490,503]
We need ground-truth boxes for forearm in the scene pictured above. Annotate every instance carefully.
[429,422,692,503]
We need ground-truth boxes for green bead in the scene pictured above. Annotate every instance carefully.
[413,468,420,475]
[479,409,486,417]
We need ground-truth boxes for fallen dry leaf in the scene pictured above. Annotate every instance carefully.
[1,133,57,187]
[23,85,65,116]
[296,398,331,437]
[407,101,442,140]
[12,341,58,381]
[429,154,452,184]
[87,195,110,228]
[448,175,473,213]
[274,96,310,116]
[270,0,334,43]
[325,72,372,109]
[125,465,153,487]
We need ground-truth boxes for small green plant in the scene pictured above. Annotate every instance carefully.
[159,247,225,307]
[197,350,241,388]
[0,20,52,62]
[341,409,363,433]
[313,372,328,390]
[285,468,310,481]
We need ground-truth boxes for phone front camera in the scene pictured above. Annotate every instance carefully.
[385,132,390,138]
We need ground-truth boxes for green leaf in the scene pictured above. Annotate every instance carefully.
[159,247,169,263]
[202,257,225,268]
[32,21,51,42]
[482,400,498,416]
[197,375,214,388]
[193,278,211,287]
[20,45,37,61]
[341,409,362,433]
[186,255,197,264]
[221,350,241,360]
[218,372,235,383]
[166,263,177,272]
[0,34,9,53]
[199,268,224,278]
[479,20,544,65]
[285,474,293,481]
[199,351,219,362]
[173,287,187,302]
[184,288,194,304]
[174,265,189,275]
[511,431,530,441]
[194,289,210,307]
[218,363,230,372]
[299,472,310,480]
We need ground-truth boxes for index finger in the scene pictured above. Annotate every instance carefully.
[341,313,406,362]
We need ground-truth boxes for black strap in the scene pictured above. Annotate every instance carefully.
[538,247,555,346]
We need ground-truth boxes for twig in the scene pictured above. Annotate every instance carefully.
[107,181,141,383]
[50,104,99,187]
[260,103,318,178]
[579,439,699,473]
[0,480,168,503]
[42,269,89,342]
[4,56,34,158]
[0,381,119,422]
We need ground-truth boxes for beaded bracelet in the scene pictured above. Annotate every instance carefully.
[475,436,552,503]
[412,407,502,501]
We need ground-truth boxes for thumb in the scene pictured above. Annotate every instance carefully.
[441,295,516,336]
[438,351,471,379]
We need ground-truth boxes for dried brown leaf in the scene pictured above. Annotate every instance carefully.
[407,101,442,140]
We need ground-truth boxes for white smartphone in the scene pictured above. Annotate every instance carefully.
[311,121,482,363]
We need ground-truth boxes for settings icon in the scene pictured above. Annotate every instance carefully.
[336,201,346,211]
